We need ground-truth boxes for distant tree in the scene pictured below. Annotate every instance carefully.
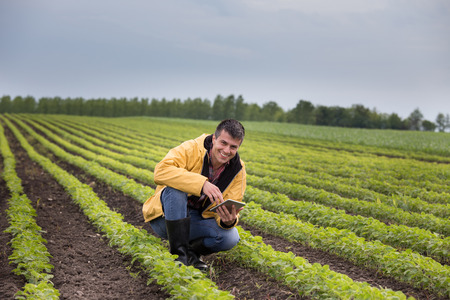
[288,100,315,124]
[329,106,351,127]
[199,98,212,119]
[147,98,159,116]
[373,112,390,129]
[70,97,84,115]
[168,99,183,118]
[82,99,96,116]
[349,104,371,128]
[387,113,405,130]
[407,108,423,131]
[212,95,225,120]
[0,95,12,113]
[117,97,128,116]
[436,113,447,132]
[368,108,384,129]
[44,97,63,114]
[182,97,194,119]
[36,97,47,113]
[159,98,170,116]
[94,98,108,116]
[244,103,262,121]
[11,96,25,113]
[140,98,149,116]
[422,120,436,131]
[314,106,331,126]
[128,97,141,116]
[234,95,246,121]
[223,95,236,119]
[446,114,450,132]
[314,105,332,126]
[23,96,36,113]
[183,97,211,119]
[261,101,285,122]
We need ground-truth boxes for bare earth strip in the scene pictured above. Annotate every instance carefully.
[5,119,444,300]
[16,123,307,299]
[0,162,27,299]
[3,125,169,300]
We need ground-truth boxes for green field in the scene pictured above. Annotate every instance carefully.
[1,114,449,299]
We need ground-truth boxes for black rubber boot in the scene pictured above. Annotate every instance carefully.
[188,238,214,271]
[165,217,191,266]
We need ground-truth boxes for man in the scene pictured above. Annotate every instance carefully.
[142,119,246,271]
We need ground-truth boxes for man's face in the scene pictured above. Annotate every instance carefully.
[211,130,242,168]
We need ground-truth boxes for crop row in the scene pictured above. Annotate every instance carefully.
[244,186,449,264]
[3,116,422,299]
[231,122,450,163]
[40,114,450,201]
[41,115,169,159]
[246,175,449,235]
[239,135,450,192]
[14,115,450,262]
[251,161,450,206]
[242,147,450,195]
[0,121,60,299]
[239,202,449,298]
[29,114,450,212]
[70,114,450,162]
[2,117,233,299]
[15,114,449,263]
[7,115,450,297]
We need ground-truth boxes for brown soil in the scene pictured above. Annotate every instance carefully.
[1,123,304,299]
[0,162,27,299]
[0,120,443,299]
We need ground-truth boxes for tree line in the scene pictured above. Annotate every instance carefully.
[1,94,449,132]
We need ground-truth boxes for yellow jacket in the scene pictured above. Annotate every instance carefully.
[142,134,246,229]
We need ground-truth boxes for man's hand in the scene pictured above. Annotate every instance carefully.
[202,181,243,226]
[216,204,244,226]
[202,181,224,204]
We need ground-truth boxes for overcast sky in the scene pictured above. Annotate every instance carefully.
[1,0,449,121]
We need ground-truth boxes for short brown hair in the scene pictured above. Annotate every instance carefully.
[215,119,245,142]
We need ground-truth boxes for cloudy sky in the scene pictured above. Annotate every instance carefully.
[1,0,449,121]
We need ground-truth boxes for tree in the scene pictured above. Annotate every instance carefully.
[436,113,448,132]
[261,101,285,122]
[422,120,436,131]
[222,95,236,119]
[407,108,423,131]
[212,95,225,120]
[387,113,405,130]
[0,95,12,113]
[234,95,246,121]
[329,106,350,127]
[288,100,315,124]
[349,104,371,128]
[314,105,332,126]
[23,96,36,113]
[11,96,25,113]
[244,103,261,121]
[446,114,450,132]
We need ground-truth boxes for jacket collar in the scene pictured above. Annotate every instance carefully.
[202,134,242,193]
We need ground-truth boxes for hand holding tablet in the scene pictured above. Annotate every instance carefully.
[209,199,246,213]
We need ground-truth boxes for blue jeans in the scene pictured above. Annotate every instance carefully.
[149,187,240,253]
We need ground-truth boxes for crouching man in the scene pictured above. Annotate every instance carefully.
[142,119,246,271]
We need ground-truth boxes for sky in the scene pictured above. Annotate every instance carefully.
[1,0,449,121]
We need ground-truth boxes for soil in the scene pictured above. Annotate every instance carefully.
[0,161,27,299]
[0,120,444,300]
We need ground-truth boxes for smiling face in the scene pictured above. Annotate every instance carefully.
[210,129,242,170]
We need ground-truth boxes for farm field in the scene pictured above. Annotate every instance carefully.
[1,113,449,299]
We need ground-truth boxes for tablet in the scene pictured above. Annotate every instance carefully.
[209,199,246,213]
